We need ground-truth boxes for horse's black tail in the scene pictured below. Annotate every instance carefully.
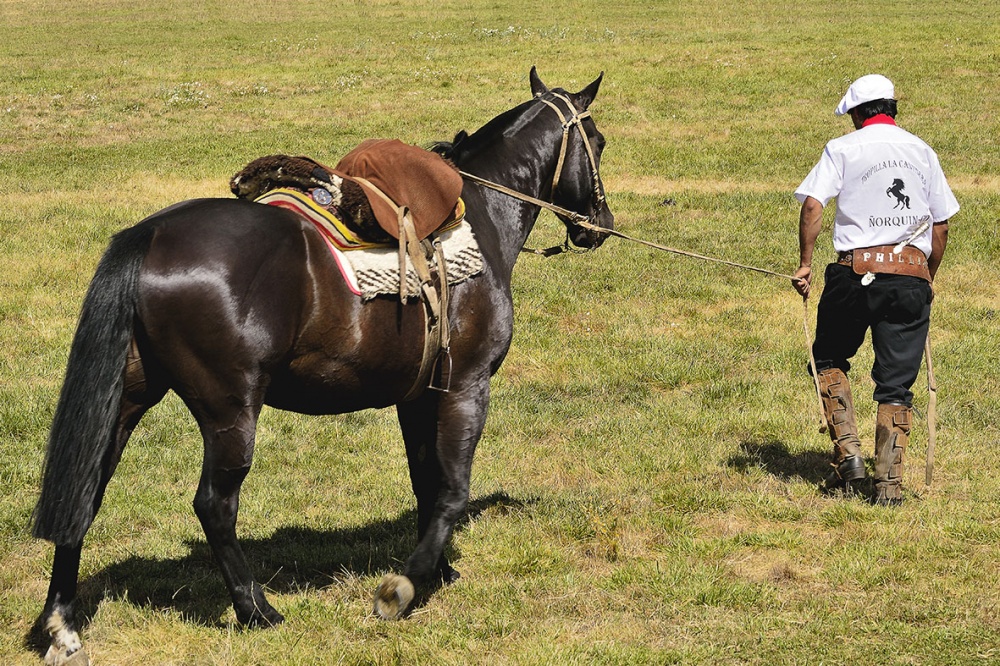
[32,221,156,546]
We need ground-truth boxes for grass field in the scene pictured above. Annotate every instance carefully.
[2,1,999,664]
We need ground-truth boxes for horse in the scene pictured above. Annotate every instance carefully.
[32,67,614,664]
[886,178,910,209]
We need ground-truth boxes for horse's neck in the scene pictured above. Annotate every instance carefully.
[465,140,558,276]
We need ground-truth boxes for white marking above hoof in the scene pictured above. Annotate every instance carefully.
[44,610,89,665]
[373,574,415,620]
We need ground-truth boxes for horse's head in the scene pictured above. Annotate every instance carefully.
[529,67,615,249]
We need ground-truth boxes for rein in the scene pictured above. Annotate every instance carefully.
[457,168,593,255]
[461,165,801,281]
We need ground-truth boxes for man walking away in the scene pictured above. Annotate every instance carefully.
[792,74,959,505]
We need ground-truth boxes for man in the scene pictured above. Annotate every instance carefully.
[793,74,959,505]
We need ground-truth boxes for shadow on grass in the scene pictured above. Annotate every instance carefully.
[726,439,831,485]
[27,490,529,651]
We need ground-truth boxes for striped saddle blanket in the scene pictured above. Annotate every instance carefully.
[256,188,483,300]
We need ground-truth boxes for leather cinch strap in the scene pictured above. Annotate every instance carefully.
[352,177,451,400]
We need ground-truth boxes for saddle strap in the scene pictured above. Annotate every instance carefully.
[400,234,451,401]
[351,176,450,400]
[430,238,452,392]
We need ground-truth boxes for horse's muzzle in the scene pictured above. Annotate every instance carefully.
[569,205,614,249]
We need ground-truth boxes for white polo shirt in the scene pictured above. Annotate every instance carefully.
[795,120,959,256]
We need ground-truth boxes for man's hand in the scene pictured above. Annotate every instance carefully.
[793,266,812,297]
[796,196,823,299]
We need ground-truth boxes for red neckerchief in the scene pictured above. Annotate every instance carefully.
[862,114,897,127]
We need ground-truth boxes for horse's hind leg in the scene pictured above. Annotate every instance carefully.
[189,393,283,627]
[40,339,166,665]
[39,545,86,665]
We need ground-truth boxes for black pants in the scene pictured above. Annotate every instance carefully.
[812,263,932,406]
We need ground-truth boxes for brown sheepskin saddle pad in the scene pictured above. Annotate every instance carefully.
[230,140,465,245]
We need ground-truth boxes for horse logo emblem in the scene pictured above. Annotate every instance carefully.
[886,178,910,210]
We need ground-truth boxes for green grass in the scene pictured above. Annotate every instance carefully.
[2,1,999,664]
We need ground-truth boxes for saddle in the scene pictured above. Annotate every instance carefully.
[230,141,469,399]
[231,153,393,244]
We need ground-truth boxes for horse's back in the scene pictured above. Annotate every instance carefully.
[131,198,479,414]
[142,197,311,271]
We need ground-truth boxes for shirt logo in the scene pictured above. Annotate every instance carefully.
[886,178,911,210]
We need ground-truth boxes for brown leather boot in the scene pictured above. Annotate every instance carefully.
[873,403,910,506]
[817,368,866,492]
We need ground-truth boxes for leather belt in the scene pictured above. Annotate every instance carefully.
[837,244,930,281]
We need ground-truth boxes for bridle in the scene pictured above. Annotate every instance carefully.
[534,91,606,214]
[458,91,609,254]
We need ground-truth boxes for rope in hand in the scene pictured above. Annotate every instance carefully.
[574,218,803,282]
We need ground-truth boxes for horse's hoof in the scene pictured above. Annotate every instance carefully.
[44,609,89,666]
[440,564,461,585]
[44,645,90,666]
[373,574,415,620]
[236,599,285,628]
[243,607,285,628]
[257,609,286,628]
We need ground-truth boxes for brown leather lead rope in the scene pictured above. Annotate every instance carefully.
[578,217,805,282]
[459,168,804,283]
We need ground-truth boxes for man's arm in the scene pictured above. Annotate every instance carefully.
[793,196,824,297]
[928,221,949,281]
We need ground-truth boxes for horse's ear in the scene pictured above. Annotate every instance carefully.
[574,72,604,110]
[529,66,548,97]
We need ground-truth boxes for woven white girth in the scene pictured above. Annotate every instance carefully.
[346,220,484,301]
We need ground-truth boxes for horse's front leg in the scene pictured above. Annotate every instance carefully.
[395,391,461,584]
[377,379,489,619]
[191,405,283,628]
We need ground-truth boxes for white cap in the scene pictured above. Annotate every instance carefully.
[835,74,895,116]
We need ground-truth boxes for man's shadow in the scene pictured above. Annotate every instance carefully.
[27,491,528,651]
[725,439,831,485]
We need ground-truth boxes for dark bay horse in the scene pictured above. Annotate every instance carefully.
[33,67,613,663]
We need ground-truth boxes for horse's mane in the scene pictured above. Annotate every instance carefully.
[429,132,467,161]
[430,96,545,166]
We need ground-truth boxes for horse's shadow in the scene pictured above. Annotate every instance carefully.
[27,491,527,650]
[725,439,831,485]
